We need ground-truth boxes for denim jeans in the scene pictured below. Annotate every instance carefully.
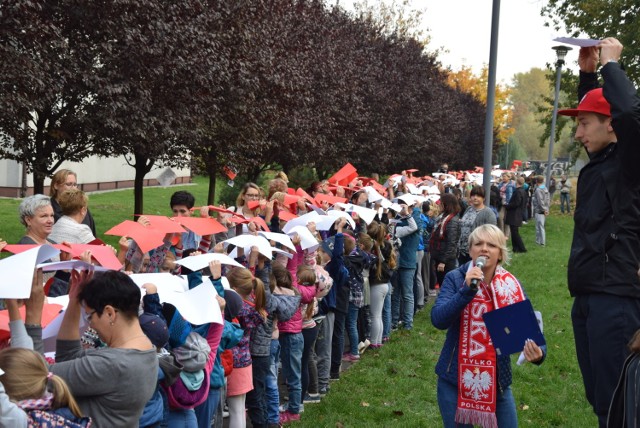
[246,355,270,427]
[166,409,197,428]
[194,387,222,428]
[391,267,416,329]
[437,377,518,428]
[265,339,281,425]
[279,332,304,414]
[535,213,546,245]
[369,282,389,345]
[382,282,392,340]
[560,192,571,213]
[346,302,361,355]
[315,311,334,390]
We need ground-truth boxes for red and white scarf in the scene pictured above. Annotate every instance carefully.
[455,265,525,428]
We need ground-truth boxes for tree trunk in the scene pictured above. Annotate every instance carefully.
[133,152,154,219]
[206,147,217,205]
[33,169,46,195]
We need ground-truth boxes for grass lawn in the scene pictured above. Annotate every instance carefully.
[0,181,597,426]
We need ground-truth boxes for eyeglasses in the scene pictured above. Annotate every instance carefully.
[245,193,261,199]
[65,182,78,187]
[84,310,97,323]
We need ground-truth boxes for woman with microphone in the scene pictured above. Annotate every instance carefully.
[431,224,545,428]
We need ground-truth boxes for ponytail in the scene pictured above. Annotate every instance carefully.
[49,373,83,418]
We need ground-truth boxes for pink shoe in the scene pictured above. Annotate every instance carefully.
[342,353,360,362]
[370,343,383,349]
[280,411,301,424]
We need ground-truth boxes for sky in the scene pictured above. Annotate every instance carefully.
[336,0,580,83]
[415,0,576,83]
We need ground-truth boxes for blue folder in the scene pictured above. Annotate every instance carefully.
[482,299,546,356]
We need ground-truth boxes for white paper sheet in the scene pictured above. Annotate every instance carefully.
[161,281,223,325]
[173,253,244,272]
[224,235,273,259]
[287,226,320,251]
[258,231,296,251]
[0,245,60,298]
[129,273,189,303]
[38,260,110,272]
[282,211,322,233]
[552,37,600,47]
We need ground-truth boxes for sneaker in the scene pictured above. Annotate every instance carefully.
[342,353,360,363]
[382,336,390,343]
[280,411,301,424]
[358,339,371,354]
[223,402,229,418]
[319,386,330,397]
[329,372,340,381]
[370,343,383,349]
[279,404,288,413]
[428,289,438,297]
[304,393,321,404]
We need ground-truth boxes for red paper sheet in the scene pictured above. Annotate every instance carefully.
[104,220,166,253]
[0,303,63,342]
[172,217,227,236]
[65,244,123,270]
[143,215,187,234]
[249,217,269,232]
[315,193,347,206]
[278,211,299,222]
[328,163,358,186]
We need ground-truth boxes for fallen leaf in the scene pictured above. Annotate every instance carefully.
[361,402,370,407]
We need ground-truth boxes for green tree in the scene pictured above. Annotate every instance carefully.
[542,0,640,85]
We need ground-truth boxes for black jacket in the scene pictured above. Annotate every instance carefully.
[505,187,526,227]
[567,64,640,297]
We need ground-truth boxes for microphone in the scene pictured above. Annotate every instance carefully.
[470,256,488,290]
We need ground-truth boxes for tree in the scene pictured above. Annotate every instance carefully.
[446,65,514,146]
[542,0,640,85]
[0,1,111,194]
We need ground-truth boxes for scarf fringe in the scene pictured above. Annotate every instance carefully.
[455,408,498,428]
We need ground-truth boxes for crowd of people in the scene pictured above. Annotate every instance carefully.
[0,37,637,428]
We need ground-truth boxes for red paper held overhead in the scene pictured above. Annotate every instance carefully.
[172,217,227,236]
[328,163,358,186]
[104,220,166,254]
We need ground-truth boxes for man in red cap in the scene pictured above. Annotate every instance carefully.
[558,38,640,427]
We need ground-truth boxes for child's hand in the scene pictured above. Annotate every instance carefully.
[142,283,158,295]
[209,260,222,279]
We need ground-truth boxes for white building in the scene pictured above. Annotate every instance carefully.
[0,155,191,198]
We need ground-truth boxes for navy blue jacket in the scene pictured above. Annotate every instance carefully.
[431,263,545,391]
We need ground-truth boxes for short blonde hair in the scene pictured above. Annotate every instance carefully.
[468,224,510,265]
[58,188,88,216]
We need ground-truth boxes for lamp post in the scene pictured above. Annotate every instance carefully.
[545,45,572,186]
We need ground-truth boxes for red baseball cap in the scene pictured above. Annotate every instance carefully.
[558,88,611,117]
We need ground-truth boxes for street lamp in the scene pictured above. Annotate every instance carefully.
[546,45,572,186]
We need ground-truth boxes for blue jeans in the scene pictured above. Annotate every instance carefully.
[194,387,222,428]
[382,282,392,340]
[391,267,416,329]
[347,302,360,355]
[266,339,281,424]
[279,332,304,414]
[560,192,571,213]
[166,409,197,428]
[437,377,517,428]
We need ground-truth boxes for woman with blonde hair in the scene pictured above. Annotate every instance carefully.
[49,169,96,236]
[49,188,95,244]
[432,224,545,427]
